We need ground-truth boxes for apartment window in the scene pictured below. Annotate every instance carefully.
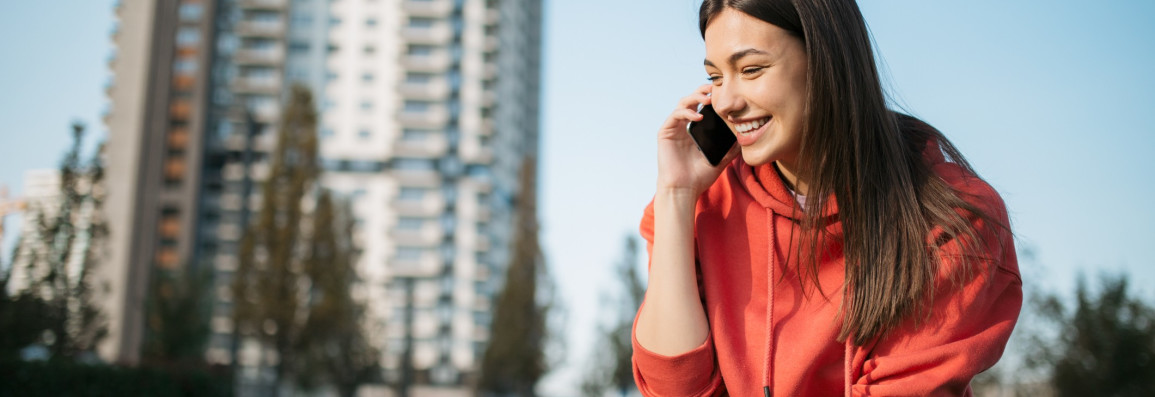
[397,217,425,231]
[403,101,430,113]
[396,247,423,261]
[402,129,429,142]
[358,129,371,139]
[406,72,433,84]
[245,38,277,50]
[440,213,456,231]
[243,66,274,78]
[176,27,201,46]
[408,17,435,28]
[362,72,374,82]
[360,101,373,111]
[363,45,376,55]
[366,18,377,28]
[173,58,197,74]
[320,128,334,138]
[179,3,204,21]
[398,187,426,201]
[291,13,313,26]
[395,158,435,171]
[251,11,280,23]
[407,44,434,56]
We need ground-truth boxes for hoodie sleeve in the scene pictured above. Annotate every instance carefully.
[632,200,726,397]
[850,181,1023,397]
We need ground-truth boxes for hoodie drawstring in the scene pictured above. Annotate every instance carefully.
[844,337,854,396]
[763,209,778,396]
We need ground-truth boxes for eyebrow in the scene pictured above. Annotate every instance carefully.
[704,48,771,68]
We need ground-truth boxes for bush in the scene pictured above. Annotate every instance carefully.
[0,359,232,397]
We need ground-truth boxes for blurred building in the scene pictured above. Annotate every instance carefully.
[101,0,541,392]
[6,170,96,296]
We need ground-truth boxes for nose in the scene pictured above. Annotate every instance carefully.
[710,83,745,121]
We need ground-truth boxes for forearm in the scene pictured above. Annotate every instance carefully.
[635,189,710,356]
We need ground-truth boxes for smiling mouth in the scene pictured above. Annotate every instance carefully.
[735,117,771,135]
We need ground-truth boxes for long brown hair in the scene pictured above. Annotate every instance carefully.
[699,0,1008,345]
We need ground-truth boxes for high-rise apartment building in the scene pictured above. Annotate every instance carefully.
[102,0,541,391]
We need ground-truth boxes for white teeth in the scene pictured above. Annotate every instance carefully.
[736,117,769,134]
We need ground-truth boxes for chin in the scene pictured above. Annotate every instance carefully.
[739,146,775,167]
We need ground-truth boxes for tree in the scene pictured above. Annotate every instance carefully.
[1026,272,1155,396]
[0,242,57,360]
[581,235,645,397]
[142,265,212,365]
[232,85,320,395]
[295,191,380,397]
[5,122,107,360]
[477,157,553,396]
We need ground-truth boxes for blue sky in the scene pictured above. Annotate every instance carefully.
[2,1,1153,394]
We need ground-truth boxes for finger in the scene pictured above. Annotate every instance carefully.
[695,84,713,96]
[659,108,705,132]
[676,92,712,110]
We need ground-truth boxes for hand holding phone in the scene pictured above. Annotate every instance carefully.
[686,105,737,166]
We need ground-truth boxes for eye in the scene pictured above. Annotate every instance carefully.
[741,66,765,76]
[706,75,723,85]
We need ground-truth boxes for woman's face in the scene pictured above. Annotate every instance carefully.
[704,8,809,168]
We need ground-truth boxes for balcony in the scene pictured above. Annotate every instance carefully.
[236,20,284,37]
[239,0,287,10]
[234,48,284,65]
[402,0,453,17]
[483,35,499,52]
[230,75,281,94]
[399,80,451,101]
[393,133,449,158]
[461,145,494,165]
[401,24,453,45]
[392,194,447,217]
[398,106,451,129]
[390,250,445,278]
[402,52,452,73]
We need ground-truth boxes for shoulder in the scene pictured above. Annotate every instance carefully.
[924,144,1019,279]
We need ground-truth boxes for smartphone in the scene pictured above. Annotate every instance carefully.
[687,104,737,166]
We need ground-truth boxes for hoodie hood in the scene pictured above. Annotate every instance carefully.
[734,158,841,221]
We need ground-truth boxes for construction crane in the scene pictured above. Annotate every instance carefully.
[0,185,26,245]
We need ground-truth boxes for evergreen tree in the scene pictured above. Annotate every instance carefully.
[477,157,552,396]
[1028,272,1155,396]
[296,191,380,397]
[232,85,319,395]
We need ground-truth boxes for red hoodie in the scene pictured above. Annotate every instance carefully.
[632,144,1022,396]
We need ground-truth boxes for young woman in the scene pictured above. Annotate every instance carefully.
[631,1,1023,396]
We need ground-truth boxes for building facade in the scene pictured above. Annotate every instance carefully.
[103,0,541,391]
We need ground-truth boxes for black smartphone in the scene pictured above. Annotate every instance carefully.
[687,104,737,166]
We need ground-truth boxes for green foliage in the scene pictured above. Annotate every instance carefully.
[581,235,644,397]
[231,85,377,395]
[1027,273,1155,396]
[233,84,320,392]
[1,122,107,360]
[143,267,212,364]
[0,359,231,397]
[295,191,380,397]
[477,158,553,396]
